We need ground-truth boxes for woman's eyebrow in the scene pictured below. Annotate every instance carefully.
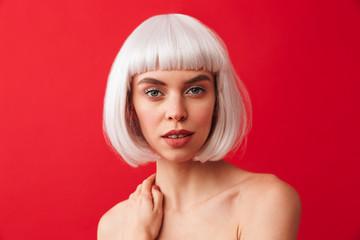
[137,78,166,86]
[185,74,211,84]
[137,74,211,86]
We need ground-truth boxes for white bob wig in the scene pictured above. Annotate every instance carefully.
[103,14,252,167]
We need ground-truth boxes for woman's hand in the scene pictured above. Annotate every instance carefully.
[97,174,164,240]
[123,174,164,240]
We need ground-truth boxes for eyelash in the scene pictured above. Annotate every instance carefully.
[143,86,207,99]
[144,88,164,98]
[185,86,206,95]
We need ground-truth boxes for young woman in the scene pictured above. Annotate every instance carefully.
[98,14,301,240]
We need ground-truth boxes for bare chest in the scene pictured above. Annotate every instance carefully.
[157,197,240,240]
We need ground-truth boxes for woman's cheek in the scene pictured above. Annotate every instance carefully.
[192,104,215,125]
[136,107,161,132]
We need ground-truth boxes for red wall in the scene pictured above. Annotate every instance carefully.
[0,0,359,239]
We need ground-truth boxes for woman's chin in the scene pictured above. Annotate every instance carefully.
[157,152,196,163]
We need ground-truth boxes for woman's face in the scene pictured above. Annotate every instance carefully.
[132,70,216,162]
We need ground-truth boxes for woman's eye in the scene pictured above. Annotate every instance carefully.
[186,86,206,95]
[144,88,163,98]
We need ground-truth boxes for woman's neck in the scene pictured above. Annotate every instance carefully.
[155,158,227,212]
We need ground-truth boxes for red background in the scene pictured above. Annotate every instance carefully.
[0,0,359,239]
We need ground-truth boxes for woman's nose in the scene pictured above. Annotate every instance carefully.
[165,98,187,121]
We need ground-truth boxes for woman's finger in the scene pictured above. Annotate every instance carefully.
[152,185,163,212]
[129,193,134,199]
[134,183,142,197]
[141,174,156,198]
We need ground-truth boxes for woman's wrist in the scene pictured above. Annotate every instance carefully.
[127,231,153,240]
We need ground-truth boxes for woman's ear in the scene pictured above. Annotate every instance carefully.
[125,101,137,120]
[129,107,137,120]
[127,89,137,120]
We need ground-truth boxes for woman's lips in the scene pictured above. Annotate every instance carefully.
[161,129,194,147]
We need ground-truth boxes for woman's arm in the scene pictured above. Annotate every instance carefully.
[97,174,164,240]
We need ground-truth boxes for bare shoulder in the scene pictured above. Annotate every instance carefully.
[97,200,128,240]
[237,172,301,239]
[245,173,301,203]
[217,163,301,209]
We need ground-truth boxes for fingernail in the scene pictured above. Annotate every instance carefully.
[153,185,160,191]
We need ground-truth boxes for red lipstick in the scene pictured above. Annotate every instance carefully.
[161,129,194,147]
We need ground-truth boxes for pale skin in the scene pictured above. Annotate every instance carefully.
[98,70,301,240]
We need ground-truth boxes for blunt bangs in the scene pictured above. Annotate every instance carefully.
[124,14,227,76]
